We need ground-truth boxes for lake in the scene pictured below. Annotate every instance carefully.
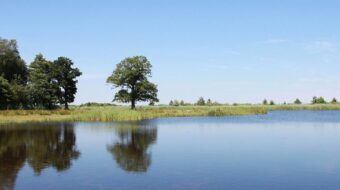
[1,111,340,190]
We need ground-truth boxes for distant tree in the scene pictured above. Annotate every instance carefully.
[312,96,326,104]
[207,99,212,106]
[283,101,287,105]
[331,98,337,104]
[0,38,28,84]
[212,101,221,106]
[196,97,205,106]
[173,100,179,106]
[107,56,158,109]
[53,57,82,109]
[269,100,275,105]
[180,100,185,106]
[29,54,59,109]
[294,98,302,104]
[169,100,174,106]
[262,99,268,105]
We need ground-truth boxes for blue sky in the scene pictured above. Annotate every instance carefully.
[1,0,340,104]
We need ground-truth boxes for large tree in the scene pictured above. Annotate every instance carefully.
[0,76,13,109]
[107,56,158,109]
[28,54,59,109]
[0,38,27,84]
[53,57,82,109]
[0,38,29,109]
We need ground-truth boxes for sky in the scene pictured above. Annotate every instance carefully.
[1,0,340,105]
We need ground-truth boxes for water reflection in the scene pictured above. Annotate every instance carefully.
[107,124,157,173]
[0,123,80,190]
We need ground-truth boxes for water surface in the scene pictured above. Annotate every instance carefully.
[1,111,340,190]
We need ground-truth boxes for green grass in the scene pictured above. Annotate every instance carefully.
[1,104,340,124]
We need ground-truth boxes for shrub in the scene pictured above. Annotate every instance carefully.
[294,99,302,104]
[312,96,326,104]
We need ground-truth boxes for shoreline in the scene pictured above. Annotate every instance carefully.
[1,104,340,125]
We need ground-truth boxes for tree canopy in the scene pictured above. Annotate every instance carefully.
[53,57,82,109]
[196,97,206,106]
[312,96,327,104]
[107,56,158,109]
[0,38,27,84]
[29,54,59,109]
[0,37,81,110]
[294,98,302,104]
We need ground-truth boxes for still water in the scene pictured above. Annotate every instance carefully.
[1,111,340,190]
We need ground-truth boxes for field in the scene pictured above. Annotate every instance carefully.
[1,104,340,124]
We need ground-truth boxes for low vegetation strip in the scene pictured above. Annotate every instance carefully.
[1,104,340,124]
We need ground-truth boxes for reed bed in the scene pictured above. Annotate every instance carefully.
[1,104,340,124]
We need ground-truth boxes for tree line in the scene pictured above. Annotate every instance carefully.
[0,38,81,109]
[262,97,337,105]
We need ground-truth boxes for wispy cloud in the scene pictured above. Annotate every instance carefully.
[305,41,338,54]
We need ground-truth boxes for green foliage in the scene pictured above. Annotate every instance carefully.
[207,99,212,106]
[294,98,302,104]
[0,38,30,109]
[0,38,28,84]
[169,100,174,106]
[196,97,205,106]
[107,56,159,109]
[269,100,275,105]
[312,96,327,104]
[0,38,81,110]
[79,102,116,107]
[29,54,59,109]
[10,82,30,109]
[149,100,155,106]
[263,99,268,105]
[0,76,13,109]
[331,98,337,104]
[53,57,82,109]
[180,100,185,106]
[173,100,180,106]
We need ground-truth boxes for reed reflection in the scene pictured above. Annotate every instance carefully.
[0,123,80,190]
[107,124,157,173]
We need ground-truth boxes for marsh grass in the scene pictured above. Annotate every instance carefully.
[1,104,340,124]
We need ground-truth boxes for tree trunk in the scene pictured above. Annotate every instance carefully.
[131,99,136,109]
[65,102,69,110]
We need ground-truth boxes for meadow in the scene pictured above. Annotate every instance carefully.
[1,104,340,124]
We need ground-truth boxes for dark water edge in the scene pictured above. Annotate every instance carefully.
[1,110,340,190]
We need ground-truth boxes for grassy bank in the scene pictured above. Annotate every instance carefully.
[1,104,340,124]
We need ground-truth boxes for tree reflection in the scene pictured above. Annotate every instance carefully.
[0,123,80,189]
[107,124,157,173]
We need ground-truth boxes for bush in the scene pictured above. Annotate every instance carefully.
[196,97,205,106]
[263,99,268,105]
[312,96,326,104]
[331,98,337,104]
[294,99,302,104]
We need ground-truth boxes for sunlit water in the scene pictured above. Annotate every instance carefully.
[1,111,340,190]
